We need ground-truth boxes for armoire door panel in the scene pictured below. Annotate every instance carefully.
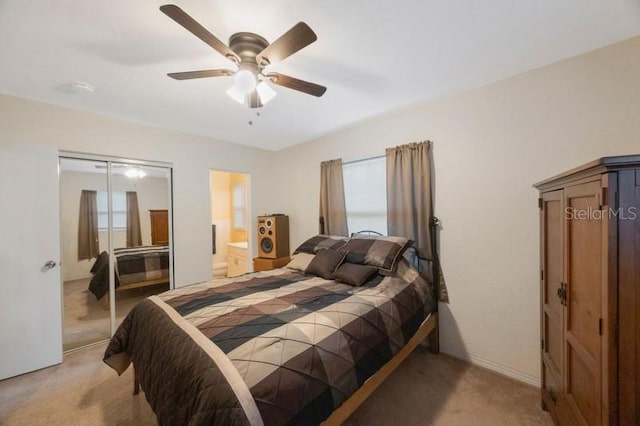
[566,195,602,359]
[545,309,564,376]
[564,181,603,425]
[542,191,565,384]
[543,361,564,412]
[567,346,598,425]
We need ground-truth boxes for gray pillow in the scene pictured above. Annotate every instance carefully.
[332,263,379,286]
[340,235,412,272]
[294,235,348,254]
[304,249,347,279]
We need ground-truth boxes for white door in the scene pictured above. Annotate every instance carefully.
[0,143,62,379]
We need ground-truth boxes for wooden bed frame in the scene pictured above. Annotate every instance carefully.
[322,312,439,425]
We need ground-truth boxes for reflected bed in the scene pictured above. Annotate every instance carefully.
[88,245,170,300]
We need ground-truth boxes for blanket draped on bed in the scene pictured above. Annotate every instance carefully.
[104,260,434,425]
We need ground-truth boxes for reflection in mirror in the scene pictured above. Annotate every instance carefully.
[59,157,111,351]
[110,163,172,326]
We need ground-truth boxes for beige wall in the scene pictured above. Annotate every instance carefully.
[0,93,277,288]
[273,36,640,385]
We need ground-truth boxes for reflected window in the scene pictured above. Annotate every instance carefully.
[97,191,127,230]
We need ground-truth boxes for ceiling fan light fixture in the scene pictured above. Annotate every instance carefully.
[125,168,146,179]
[227,69,258,104]
[226,84,247,104]
[234,70,256,93]
[256,81,276,104]
[160,5,326,108]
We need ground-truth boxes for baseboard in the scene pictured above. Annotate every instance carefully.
[212,262,227,278]
[441,348,541,387]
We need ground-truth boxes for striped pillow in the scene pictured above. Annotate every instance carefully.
[294,235,348,254]
[341,235,412,272]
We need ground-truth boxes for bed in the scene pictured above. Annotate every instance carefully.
[104,235,438,425]
[88,245,170,300]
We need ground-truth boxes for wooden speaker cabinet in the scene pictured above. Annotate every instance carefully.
[257,215,289,258]
[535,155,640,425]
[253,256,291,272]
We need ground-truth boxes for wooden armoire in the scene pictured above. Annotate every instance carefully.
[535,155,640,425]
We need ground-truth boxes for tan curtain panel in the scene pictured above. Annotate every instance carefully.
[319,159,349,236]
[78,190,99,260]
[126,191,143,247]
[386,141,448,302]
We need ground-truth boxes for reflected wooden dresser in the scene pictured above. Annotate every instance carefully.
[535,155,640,425]
[149,209,169,245]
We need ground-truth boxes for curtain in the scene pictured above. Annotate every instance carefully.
[386,141,448,302]
[78,190,99,260]
[126,191,143,247]
[319,159,349,236]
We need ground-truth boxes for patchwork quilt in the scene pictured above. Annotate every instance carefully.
[104,259,434,425]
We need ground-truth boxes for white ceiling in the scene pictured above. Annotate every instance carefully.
[1,1,639,151]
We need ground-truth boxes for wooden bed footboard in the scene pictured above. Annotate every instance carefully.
[100,278,170,309]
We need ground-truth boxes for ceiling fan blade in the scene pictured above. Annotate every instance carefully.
[256,22,317,67]
[247,90,263,109]
[167,69,234,80]
[267,73,326,97]
[160,4,240,64]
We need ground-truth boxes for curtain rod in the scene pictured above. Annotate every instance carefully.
[342,153,385,166]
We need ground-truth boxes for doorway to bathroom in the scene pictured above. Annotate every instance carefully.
[210,170,250,278]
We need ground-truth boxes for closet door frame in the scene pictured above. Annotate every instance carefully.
[59,151,174,337]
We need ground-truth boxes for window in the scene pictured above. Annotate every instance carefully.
[342,157,387,235]
[232,183,247,229]
[97,191,127,230]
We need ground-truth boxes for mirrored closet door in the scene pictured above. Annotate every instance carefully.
[110,162,172,326]
[59,156,173,352]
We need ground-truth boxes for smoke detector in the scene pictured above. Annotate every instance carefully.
[69,81,95,94]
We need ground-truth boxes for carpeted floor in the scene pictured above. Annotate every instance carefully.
[0,344,552,426]
[63,279,169,351]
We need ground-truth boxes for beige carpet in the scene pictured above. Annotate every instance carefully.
[63,279,169,351]
[0,344,552,425]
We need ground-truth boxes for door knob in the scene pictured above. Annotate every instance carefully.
[42,260,57,271]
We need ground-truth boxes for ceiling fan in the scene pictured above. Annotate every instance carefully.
[159,4,326,108]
